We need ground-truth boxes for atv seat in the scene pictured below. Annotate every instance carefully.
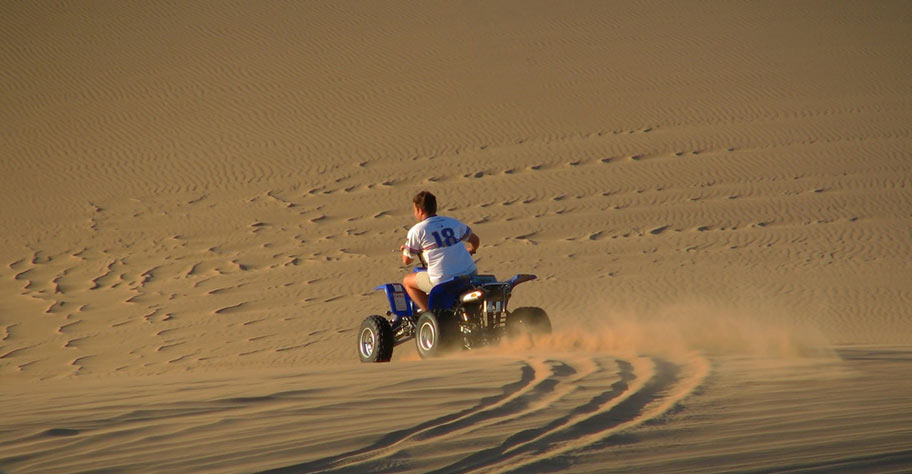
[471,274,497,285]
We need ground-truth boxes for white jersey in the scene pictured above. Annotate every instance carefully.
[404,215,476,285]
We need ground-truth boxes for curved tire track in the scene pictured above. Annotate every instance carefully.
[266,353,708,474]
[257,358,550,474]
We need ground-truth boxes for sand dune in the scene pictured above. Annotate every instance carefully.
[2,1,911,473]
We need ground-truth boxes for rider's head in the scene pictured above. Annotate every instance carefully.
[413,191,437,215]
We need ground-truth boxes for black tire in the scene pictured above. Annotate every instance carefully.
[358,315,394,363]
[507,307,552,337]
[415,311,460,359]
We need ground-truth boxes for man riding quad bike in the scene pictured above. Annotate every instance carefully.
[358,191,550,362]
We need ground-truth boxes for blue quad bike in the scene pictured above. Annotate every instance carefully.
[357,271,551,362]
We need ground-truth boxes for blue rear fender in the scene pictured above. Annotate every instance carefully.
[428,274,536,311]
[507,274,537,289]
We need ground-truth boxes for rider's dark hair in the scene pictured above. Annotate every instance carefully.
[413,191,437,215]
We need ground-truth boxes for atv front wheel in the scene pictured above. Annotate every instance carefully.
[358,315,394,363]
[415,311,460,359]
[507,307,552,337]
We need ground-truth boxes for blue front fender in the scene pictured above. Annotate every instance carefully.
[375,283,415,317]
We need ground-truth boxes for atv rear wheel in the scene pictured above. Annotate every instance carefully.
[507,306,552,337]
[358,315,394,362]
[415,311,460,359]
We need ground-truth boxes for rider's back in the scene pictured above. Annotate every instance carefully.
[405,215,476,285]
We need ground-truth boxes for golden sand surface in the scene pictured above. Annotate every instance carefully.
[2,1,910,472]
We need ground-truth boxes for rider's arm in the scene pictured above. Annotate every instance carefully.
[400,244,414,265]
[465,232,480,255]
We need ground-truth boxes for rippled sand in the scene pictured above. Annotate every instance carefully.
[2,1,911,472]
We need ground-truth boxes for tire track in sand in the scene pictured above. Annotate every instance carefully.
[476,355,710,474]
[258,357,551,474]
[264,353,707,474]
[302,357,601,473]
